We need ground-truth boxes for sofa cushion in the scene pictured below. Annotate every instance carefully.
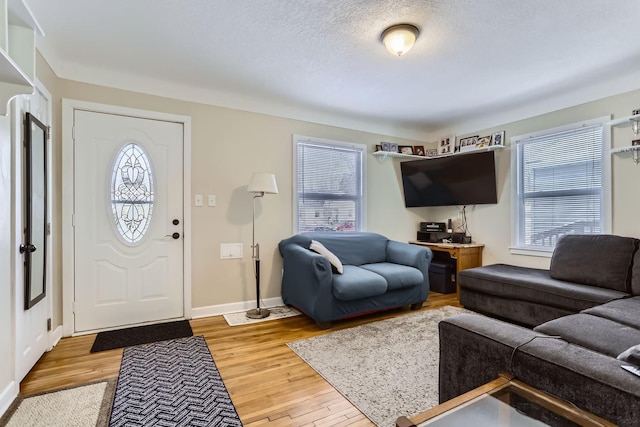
[332,265,387,301]
[632,249,640,296]
[360,263,423,291]
[459,264,627,312]
[534,313,640,358]
[549,234,639,292]
[582,296,640,329]
[309,240,343,274]
[617,344,640,365]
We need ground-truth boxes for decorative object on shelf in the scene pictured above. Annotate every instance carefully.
[426,148,437,157]
[633,140,640,164]
[399,145,414,155]
[459,136,478,153]
[381,142,392,151]
[438,137,453,155]
[491,131,505,146]
[390,143,399,153]
[413,145,425,156]
[476,136,491,149]
[608,115,640,164]
[375,144,383,152]
[632,108,640,115]
[380,24,419,56]
[246,172,279,319]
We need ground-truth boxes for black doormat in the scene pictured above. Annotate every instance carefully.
[90,320,193,353]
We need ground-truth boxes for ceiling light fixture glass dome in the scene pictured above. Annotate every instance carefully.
[381,24,419,56]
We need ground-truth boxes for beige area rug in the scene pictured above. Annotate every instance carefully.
[287,305,470,427]
[0,379,116,427]
[223,305,301,326]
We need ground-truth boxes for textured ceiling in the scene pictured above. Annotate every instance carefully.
[26,0,640,139]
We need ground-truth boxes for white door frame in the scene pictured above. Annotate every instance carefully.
[61,100,192,336]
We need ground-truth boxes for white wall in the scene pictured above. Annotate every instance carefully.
[423,88,640,269]
[0,114,17,414]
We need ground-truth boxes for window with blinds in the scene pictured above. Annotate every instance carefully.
[513,120,606,250]
[293,136,365,233]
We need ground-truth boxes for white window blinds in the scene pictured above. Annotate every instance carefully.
[514,123,604,249]
[294,136,365,233]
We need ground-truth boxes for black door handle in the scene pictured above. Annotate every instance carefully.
[19,244,36,254]
[165,232,180,239]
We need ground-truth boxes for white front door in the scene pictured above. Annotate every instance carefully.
[14,88,52,382]
[73,110,184,332]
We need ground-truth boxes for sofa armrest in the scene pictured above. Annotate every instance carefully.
[439,314,640,425]
[387,241,432,274]
[279,244,335,324]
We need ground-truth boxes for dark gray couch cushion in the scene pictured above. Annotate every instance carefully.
[459,264,627,312]
[582,296,640,329]
[534,313,640,358]
[550,234,639,292]
[633,249,640,296]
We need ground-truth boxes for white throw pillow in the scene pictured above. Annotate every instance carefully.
[309,240,344,274]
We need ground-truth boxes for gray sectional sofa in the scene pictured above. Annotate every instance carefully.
[440,234,640,425]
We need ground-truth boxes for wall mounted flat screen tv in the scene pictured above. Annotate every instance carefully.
[400,151,498,207]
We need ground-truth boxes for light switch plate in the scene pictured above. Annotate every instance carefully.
[208,195,216,207]
[220,243,243,259]
[195,194,203,207]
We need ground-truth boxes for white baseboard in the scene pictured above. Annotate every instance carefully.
[48,325,63,350]
[0,380,18,419]
[191,297,285,319]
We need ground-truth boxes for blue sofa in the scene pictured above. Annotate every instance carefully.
[278,232,433,327]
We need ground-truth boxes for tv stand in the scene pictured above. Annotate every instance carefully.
[410,241,484,297]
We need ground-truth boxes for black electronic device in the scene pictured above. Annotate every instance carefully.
[417,231,451,243]
[400,151,498,207]
[420,222,446,232]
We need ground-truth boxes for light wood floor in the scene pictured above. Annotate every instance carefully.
[21,293,459,426]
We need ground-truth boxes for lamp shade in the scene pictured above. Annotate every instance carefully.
[247,172,279,194]
[381,24,419,56]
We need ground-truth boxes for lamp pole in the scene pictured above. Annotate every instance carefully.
[247,192,269,319]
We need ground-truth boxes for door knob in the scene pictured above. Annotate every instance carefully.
[19,244,36,254]
[165,232,180,239]
[172,219,180,225]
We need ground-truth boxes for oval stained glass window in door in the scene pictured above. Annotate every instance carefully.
[110,143,155,243]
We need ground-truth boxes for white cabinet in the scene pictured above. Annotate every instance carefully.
[0,0,42,115]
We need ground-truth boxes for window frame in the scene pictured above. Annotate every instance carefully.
[510,116,612,257]
[292,134,367,234]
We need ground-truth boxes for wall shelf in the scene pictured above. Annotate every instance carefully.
[0,0,43,115]
[608,114,640,164]
[372,144,505,161]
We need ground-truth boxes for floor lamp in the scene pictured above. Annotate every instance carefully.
[247,172,279,319]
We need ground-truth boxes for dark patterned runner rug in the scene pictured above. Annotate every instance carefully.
[91,320,193,353]
[109,335,243,426]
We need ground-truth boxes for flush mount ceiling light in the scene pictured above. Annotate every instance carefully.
[381,24,419,56]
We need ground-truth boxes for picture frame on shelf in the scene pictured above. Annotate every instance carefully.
[390,143,399,153]
[438,137,453,155]
[476,136,491,149]
[381,142,391,151]
[413,145,425,156]
[459,135,478,152]
[491,131,505,146]
[375,144,383,152]
[399,145,414,155]
[426,148,437,157]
